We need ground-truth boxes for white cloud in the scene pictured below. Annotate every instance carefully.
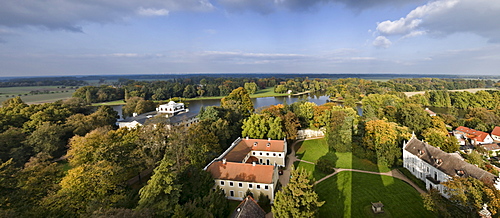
[375,0,500,43]
[372,36,392,48]
[0,0,214,31]
[137,8,169,16]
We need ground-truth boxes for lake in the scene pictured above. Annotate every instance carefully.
[112,92,331,119]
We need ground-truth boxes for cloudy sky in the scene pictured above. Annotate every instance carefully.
[0,0,499,77]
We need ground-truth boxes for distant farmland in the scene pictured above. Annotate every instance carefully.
[0,86,78,104]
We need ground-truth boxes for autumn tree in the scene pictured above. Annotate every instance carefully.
[41,160,126,216]
[272,168,324,217]
[443,176,500,215]
[422,128,459,153]
[363,119,409,166]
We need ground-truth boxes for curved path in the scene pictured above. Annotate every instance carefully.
[283,137,426,194]
[314,168,426,194]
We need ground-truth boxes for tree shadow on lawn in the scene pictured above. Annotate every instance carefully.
[317,171,433,218]
[294,140,305,160]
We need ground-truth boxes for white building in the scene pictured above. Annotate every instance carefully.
[403,136,500,197]
[156,101,185,116]
[204,137,287,202]
[492,127,500,142]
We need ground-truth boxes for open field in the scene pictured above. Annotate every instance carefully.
[295,139,390,173]
[316,171,435,218]
[0,86,77,104]
[404,88,497,97]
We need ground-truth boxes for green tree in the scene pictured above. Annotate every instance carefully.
[14,153,64,216]
[268,117,285,140]
[272,168,324,218]
[25,122,68,158]
[221,87,254,117]
[244,82,258,94]
[242,114,268,139]
[397,103,432,136]
[137,156,181,216]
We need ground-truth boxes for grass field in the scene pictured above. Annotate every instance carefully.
[295,139,390,173]
[0,86,77,104]
[315,171,435,218]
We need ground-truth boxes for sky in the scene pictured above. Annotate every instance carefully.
[0,0,499,77]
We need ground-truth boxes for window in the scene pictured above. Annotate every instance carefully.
[264,185,269,190]
[220,181,225,186]
[256,185,261,189]
[229,182,234,187]
[259,152,262,155]
[230,190,234,197]
[249,184,253,189]
[266,153,269,156]
[259,159,263,163]
[238,182,243,188]
[253,152,255,155]
[273,153,276,156]
[278,154,282,157]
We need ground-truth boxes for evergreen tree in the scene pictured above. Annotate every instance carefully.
[137,155,181,216]
[272,168,324,218]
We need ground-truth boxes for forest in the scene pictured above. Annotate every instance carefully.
[1,76,500,217]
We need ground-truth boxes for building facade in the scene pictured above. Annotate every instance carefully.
[403,136,500,197]
[204,137,287,202]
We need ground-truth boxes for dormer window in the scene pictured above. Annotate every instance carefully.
[267,143,270,147]
[253,142,258,147]
[436,158,443,165]
[456,170,465,177]
[418,150,425,155]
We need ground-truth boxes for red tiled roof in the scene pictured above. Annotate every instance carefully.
[206,161,275,184]
[244,138,285,152]
[455,126,490,142]
[492,126,500,137]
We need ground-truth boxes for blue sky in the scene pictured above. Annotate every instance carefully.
[0,0,499,76]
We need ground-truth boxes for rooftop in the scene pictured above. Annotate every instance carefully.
[230,196,266,218]
[492,126,500,137]
[222,138,286,163]
[206,161,275,184]
[405,137,497,184]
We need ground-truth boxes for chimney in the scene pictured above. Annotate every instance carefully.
[268,138,271,141]
[252,162,256,166]
[133,112,138,117]
[222,158,226,165]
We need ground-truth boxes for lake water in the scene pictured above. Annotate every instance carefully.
[112,92,330,119]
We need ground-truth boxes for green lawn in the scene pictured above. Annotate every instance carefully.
[295,139,390,173]
[249,87,289,98]
[315,171,435,218]
[293,161,327,181]
[92,100,126,106]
